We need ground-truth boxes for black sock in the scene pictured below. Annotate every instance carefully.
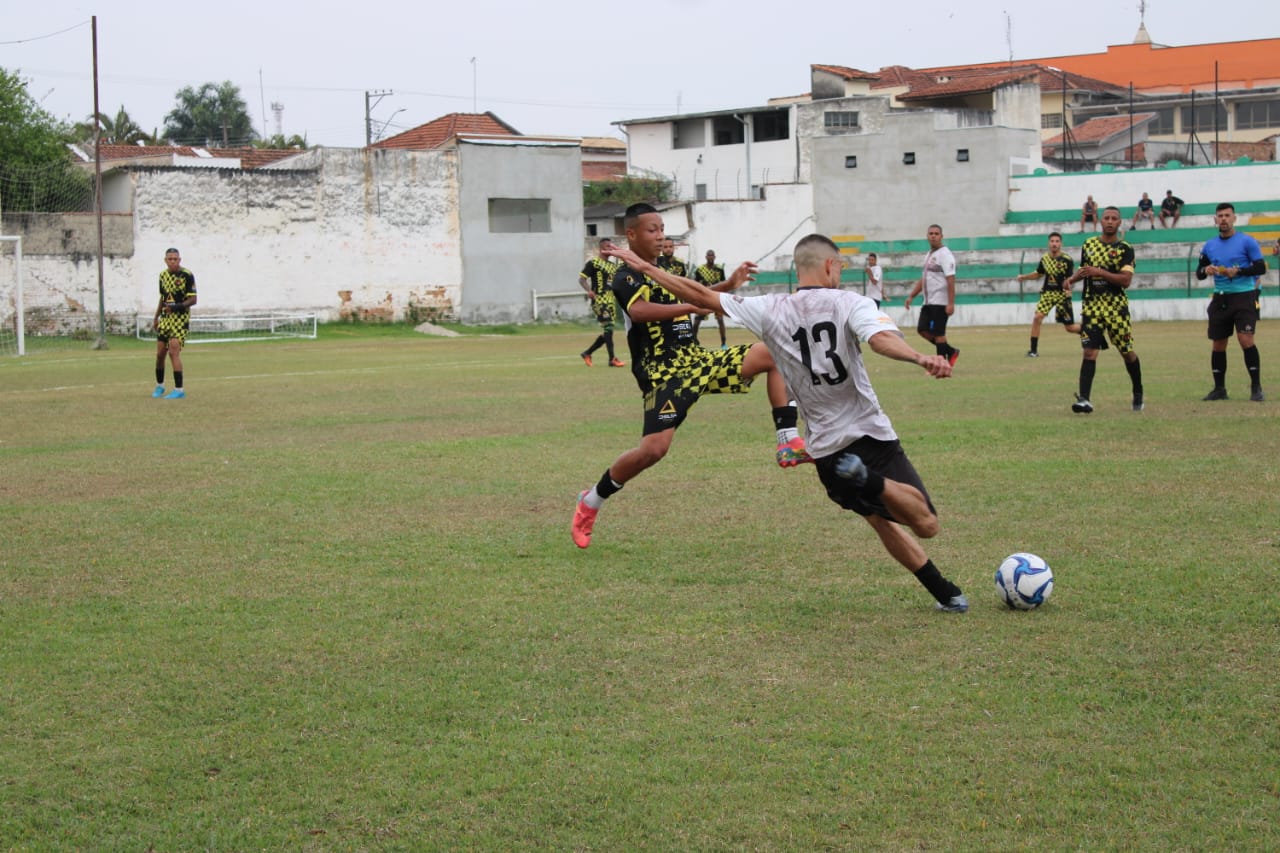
[1211,350,1227,389]
[1125,357,1142,395]
[1029,336,1038,353]
[604,332,615,359]
[155,366,165,384]
[1243,345,1261,390]
[173,370,183,389]
[586,335,605,355]
[914,560,962,603]
[1079,359,1097,399]
[935,343,948,358]
[772,405,798,431]
[596,469,622,500]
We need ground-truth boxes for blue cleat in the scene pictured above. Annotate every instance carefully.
[152,385,166,398]
[164,388,186,399]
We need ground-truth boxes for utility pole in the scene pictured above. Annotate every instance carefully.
[365,89,393,147]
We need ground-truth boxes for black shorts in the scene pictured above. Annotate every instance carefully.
[814,436,935,522]
[917,305,950,338]
[1206,290,1260,340]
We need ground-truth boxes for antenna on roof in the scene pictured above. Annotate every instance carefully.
[1004,11,1013,64]
[1138,0,1147,25]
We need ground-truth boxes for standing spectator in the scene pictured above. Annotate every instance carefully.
[1159,190,1185,228]
[610,234,967,613]
[570,204,811,550]
[1196,202,1267,402]
[577,239,625,367]
[1132,192,1157,229]
[151,248,197,399]
[1080,195,1098,232]
[692,250,728,348]
[1016,231,1076,357]
[904,224,960,366]
[1065,206,1145,413]
[865,252,884,308]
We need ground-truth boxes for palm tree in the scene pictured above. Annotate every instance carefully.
[163,82,256,147]
[75,106,155,146]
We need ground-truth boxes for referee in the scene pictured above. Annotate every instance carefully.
[1196,202,1267,402]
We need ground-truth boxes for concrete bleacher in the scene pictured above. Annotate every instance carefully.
[786,205,1280,327]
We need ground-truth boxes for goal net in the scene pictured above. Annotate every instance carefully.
[135,313,318,344]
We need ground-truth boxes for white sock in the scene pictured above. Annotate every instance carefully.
[776,427,799,444]
[582,487,605,510]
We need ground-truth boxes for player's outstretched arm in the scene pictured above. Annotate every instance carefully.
[608,246,749,313]
[868,330,952,378]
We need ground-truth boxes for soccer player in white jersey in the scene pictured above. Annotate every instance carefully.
[608,234,968,613]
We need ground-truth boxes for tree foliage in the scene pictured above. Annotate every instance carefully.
[163,81,255,147]
[74,106,157,146]
[583,174,673,209]
[0,66,91,213]
[254,133,308,150]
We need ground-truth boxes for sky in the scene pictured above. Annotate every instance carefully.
[3,0,1274,149]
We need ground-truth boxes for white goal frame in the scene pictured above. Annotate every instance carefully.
[0,236,24,356]
[135,312,318,344]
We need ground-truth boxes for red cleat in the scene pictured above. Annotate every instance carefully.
[572,490,599,548]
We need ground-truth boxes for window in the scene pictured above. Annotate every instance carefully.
[752,109,790,142]
[586,223,598,237]
[488,198,551,233]
[1236,99,1280,130]
[825,111,860,129]
[673,117,706,149]
[1041,112,1063,129]
[712,116,744,146]
[844,155,858,169]
[1180,102,1228,134]
[1149,107,1176,135]
[956,149,970,162]
[695,183,708,201]
[902,152,916,165]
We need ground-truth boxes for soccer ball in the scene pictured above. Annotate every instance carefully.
[995,553,1054,610]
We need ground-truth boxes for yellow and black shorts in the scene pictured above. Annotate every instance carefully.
[593,294,618,332]
[640,344,753,435]
[156,312,190,345]
[1079,294,1133,354]
[1035,289,1075,325]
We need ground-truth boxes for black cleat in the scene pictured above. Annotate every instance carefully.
[1202,387,1228,401]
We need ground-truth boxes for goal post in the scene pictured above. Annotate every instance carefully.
[0,235,24,356]
[135,312,318,344]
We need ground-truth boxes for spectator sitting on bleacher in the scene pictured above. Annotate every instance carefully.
[1080,195,1098,232]
[1132,192,1156,230]
[1160,190,1185,228]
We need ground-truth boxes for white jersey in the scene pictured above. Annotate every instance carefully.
[921,246,956,305]
[866,264,883,302]
[720,287,900,458]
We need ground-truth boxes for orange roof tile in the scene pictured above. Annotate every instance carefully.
[582,161,626,182]
[372,111,520,150]
[811,64,880,81]
[1043,112,1156,146]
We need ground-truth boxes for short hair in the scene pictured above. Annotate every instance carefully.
[1215,202,1235,213]
[867,252,878,260]
[794,234,840,272]
[597,238,613,248]
[928,224,943,233]
[1048,231,1062,240]
[1103,205,1121,215]
[624,202,658,229]
[164,248,180,255]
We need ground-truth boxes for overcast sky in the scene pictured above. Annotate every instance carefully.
[4,0,1272,149]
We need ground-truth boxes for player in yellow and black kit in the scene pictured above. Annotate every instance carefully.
[691,250,728,348]
[577,238,625,367]
[1065,207,1144,413]
[151,247,197,399]
[570,203,810,549]
[1016,231,1076,357]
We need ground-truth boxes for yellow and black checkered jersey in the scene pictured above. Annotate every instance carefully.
[693,263,725,287]
[159,267,197,310]
[579,257,618,301]
[656,255,688,278]
[1078,237,1134,298]
[611,262,697,379]
[1034,253,1073,290]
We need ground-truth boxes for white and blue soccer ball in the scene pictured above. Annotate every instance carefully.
[995,553,1054,610]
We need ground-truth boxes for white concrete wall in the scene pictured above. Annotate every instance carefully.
[1008,160,1280,212]
[684,183,815,273]
[625,116,799,200]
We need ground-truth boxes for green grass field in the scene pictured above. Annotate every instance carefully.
[2,320,1277,851]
